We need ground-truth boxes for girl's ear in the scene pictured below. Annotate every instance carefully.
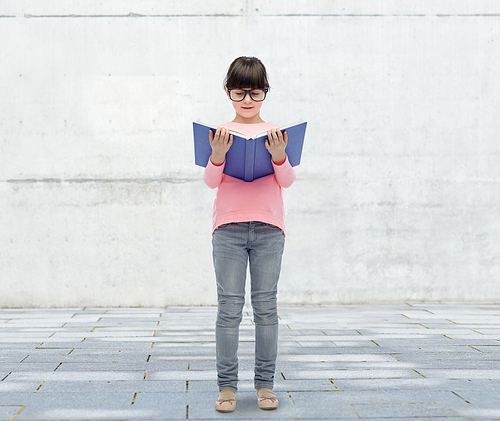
[224,86,230,98]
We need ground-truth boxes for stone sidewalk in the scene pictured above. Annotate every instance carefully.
[1,305,500,420]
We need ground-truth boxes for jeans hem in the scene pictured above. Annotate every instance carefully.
[254,382,274,391]
[219,385,238,393]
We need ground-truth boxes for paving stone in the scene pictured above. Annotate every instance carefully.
[15,397,154,420]
[0,380,42,392]
[351,402,457,418]
[0,363,60,372]
[0,351,30,363]
[468,345,500,353]
[0,337,52,343]
[27,351,147,364]
[292,389,468,407]
[332,377,449,390]
[273,379,341,392]
[185,380,221,393]
[36,380,186,393]
[403,360,500,370]
[297,418,472,421]
[180,360,216,371]
[457,407,500,419]
[0,405,25,420]
[446,379,500,392]
[280,353,396,363]
[277,361,408,372]
[452,388,500,407]
[127,392,191,418]
[413,369,500,379]
[52,362,150,372]
[279,368,422,380]
[147,370,226,381]
[37,341,155,350]
[5,370,147,382]
[150,343,216,354]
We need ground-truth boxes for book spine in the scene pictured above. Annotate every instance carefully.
[244,139,256,182]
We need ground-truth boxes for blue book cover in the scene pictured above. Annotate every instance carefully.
[193,121,307,182]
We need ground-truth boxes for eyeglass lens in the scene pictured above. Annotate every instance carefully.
[229,89,266,102]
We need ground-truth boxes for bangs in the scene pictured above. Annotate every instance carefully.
[225,57,270,89]
[227,69,268,89]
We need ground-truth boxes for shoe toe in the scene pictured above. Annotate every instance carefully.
[257,388,279,410]
[215,390,236,412]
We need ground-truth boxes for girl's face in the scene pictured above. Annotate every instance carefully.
[225,87,265,124]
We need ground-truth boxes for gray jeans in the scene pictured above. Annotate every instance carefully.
[212,221,285,392]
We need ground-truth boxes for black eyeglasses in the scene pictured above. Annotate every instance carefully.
[227,88,268,102]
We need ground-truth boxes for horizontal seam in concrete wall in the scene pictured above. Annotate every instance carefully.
[14,13,500,18]
[4,178,196,184]
[22,13,241,18]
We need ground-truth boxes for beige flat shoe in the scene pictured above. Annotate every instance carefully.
[257,388,279,410]
[215,389,236,412]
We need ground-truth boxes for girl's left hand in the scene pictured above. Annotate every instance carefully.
[265,128,288,165]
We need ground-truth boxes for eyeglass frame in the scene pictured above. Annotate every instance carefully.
[226,87,269,102]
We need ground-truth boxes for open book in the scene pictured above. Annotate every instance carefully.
[193,121,306,182]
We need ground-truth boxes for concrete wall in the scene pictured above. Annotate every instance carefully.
[1,1,499,307]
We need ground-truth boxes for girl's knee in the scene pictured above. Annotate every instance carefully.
[217,297,245,326]
[251,301,278,326]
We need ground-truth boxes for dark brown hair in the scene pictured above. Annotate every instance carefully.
[224,56,270,90]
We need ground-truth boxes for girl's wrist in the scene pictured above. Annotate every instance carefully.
[210,153,225,166]
[272,152,286,165]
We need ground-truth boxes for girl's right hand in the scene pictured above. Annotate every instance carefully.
[209,127,233,166]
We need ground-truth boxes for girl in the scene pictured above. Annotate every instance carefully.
[204,56,295,412]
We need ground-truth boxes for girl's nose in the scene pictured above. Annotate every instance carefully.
[243,92,253,103]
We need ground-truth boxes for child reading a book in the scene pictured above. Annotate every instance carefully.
[203,56,296,412]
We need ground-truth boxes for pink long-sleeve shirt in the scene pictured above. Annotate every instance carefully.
[203,122,296,234]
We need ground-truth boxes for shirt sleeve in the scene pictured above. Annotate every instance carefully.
[203,158,225,189]
[272,155,296,188]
